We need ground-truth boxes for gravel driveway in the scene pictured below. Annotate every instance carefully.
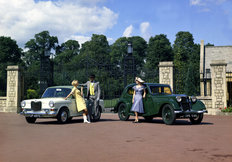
[0,113,232,162]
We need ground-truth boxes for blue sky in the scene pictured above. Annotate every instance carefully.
[0,0,231,47]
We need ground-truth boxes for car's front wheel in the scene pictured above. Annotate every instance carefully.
[25,117,36,123]
[189,113,203,124]
[57,109,69,124]
[162,104,176,125]
[118,103,130,121]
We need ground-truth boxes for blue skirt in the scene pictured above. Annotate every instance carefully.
[131,94,144,113]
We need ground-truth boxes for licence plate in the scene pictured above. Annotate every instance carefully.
[30,114,40,118]
[184,114,198,118]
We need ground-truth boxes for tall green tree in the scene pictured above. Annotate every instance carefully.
[110,36,147,73]
[53,40,80,85]
[55,40,80,64]
[130,36,147,73]
[145,34,173,81]
[109,37,128,66]
[23,31,58,94]
[80,34,110,64]
[24,31,58,66]
[173,31,199,95]
[0,36,23,95]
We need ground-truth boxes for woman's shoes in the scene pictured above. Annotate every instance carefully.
[83,116,91,123]
[133,120,139,123]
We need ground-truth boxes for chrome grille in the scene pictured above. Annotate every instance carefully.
[31,101,42,111]
[180,97,190,111]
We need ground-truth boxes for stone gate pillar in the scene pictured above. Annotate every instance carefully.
[158,62,174,90]
[210,60,227,115]
[6,66,22,113]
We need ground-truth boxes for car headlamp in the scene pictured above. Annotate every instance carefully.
[21,101,26,107]
[191,96,197,103]
[176,96,182,102]
[49,101,55,107]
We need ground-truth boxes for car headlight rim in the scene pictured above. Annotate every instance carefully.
[191,96,197,103]
[21,101,26,107]
[49,101,55,108]
[176,96,182,102]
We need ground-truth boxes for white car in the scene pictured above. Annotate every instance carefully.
[20,86,104,124]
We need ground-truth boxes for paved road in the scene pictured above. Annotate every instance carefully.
[0,113,232,162]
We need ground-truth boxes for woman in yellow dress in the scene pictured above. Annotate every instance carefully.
[65,80,90,123]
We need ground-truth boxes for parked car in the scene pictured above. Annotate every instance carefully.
[20,86,104,124]
[114,83,207,125]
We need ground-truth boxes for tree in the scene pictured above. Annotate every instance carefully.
[23,31,58,94]
[24,31,58,66]
[130,36,147,73]
[80,34,110,64]
[145,34,173,81]
[173,31,199,95]
[0,36,23,95]
[55,40,80,62]
[110,36,147,73]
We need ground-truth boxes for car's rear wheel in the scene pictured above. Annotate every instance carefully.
[57,109,69,124]
[25,117,36,123]
[162,104,176,125]
[118,103,130,121]
[189,113,203,124]
[144,116,153,122]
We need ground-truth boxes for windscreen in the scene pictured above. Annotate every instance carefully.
[42,88,71,98]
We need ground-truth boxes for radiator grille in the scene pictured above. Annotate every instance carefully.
[180,97,190,111]
[31,101,42,111]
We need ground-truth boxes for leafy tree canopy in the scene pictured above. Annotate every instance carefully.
[24,31,58,66]
[146,34,173,70]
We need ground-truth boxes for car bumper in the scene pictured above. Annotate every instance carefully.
[20,109,58,118]
[174,110,208,114]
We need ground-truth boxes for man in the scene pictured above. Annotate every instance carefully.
[83,74,101,121]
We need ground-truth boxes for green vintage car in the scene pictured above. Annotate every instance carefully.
[114,83,207,125]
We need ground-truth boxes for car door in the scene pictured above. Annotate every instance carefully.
[145,85,161,115]
[69,97,79,116]
[143,86,153,116]
[125,86,134,113]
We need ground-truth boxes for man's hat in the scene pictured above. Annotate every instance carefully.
[89,74,95,78]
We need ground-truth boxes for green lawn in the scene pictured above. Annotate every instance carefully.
[104,98,119,108]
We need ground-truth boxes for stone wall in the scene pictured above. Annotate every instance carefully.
[6,66,22,113]
[0,66,22,113]
[209,60,227,115]
[0,97,7,112]
[205,46,232,71]
[158,62,174,90]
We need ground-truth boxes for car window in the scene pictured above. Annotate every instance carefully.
[164,87,172,94]
[149,86,172,95]
[149,86,161,94]
[42,88,71,98]
[127,87,134,95]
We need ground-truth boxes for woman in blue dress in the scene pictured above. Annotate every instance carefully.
[131,77,146,123]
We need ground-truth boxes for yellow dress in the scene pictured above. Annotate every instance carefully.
[71,87,87,112]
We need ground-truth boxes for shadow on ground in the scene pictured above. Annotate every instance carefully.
[126,118,214,126]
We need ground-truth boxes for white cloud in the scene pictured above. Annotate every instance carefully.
[0,0,118,47]
[190,0,203,6]
[190,0,228,6]
[65,35,91,46]
[122,25,133,37]
[140,22,151,41]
